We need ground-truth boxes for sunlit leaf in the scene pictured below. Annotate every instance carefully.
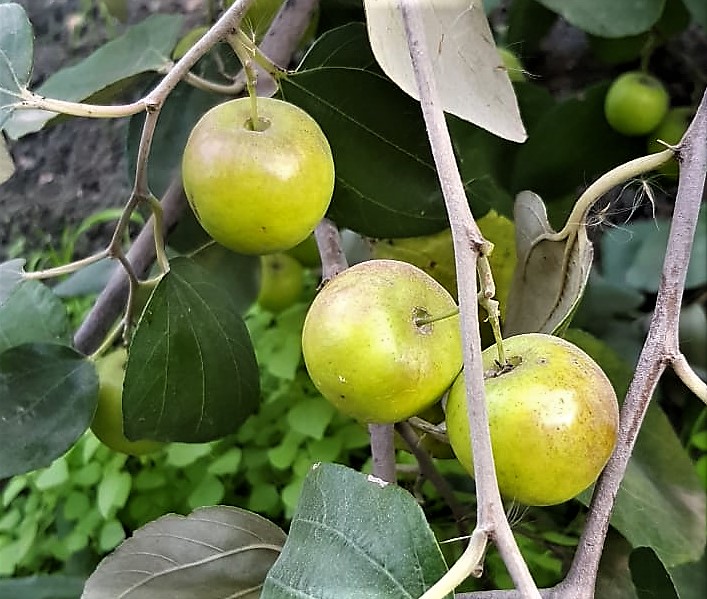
[535,0,664,37]
[0,343,98,478]
[123,257,260,442]
[262,463,451,598]
[4,14,183,139]
[363,0,526,142]
[82,506,286,599]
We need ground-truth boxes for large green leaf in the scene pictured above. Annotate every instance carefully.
[4,14,183,139]
[567,331,707,570]
[123,257,260,443]
[0,2,33,129]
[0,258,25,304]
[511,83,643,201]
[0,279,71,354]
[299,22,380,72]
[535,0,665,37]
[683,0,707,29]
[504,191,594,335]
[262,463,451,598]
[82,506,285,599]
[0,343,98,478]
[281,67,449,238]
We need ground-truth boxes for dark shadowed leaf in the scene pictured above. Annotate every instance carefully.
[123,257,260,442]
[280,67,449,238]
[262,463,451,599]
[82,506,286,599]
[683,0,707,29]
[299,22,380,71]
[669,551,707,599]
[595,531,639,599]
[630,547,679,599]
[52,258,117,298]
[190,243,260,315]
[0,279,71,354]
[535,0,663,36]
[504,191,593,335]
[4,14,183,139]
[0,343,98,478]
[510,83,643,201]
[0,574,86,599]
[569,332,706,571]
[0,2,33,129]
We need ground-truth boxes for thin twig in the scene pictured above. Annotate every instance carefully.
[559,88,707,599]
[672,353,707,403]
[397,1,540,596]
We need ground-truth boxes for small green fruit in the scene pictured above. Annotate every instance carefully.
[302,260,463,424]
[182,97,335,255]
[91,349,164,456]
[257,253,304,313]
[287,234,321,268]
[498,47,526,82]
[446,333,619,506]
[604,72,670,136]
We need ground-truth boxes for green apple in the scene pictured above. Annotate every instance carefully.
[604,71,670,136]
[446,333,619,506]
[91,349,164,456]
[257,253,305,313]
[302,259,463,424]
[647,106,692,178]
[287,233,321,268]
[498,47,526,82]
[182,97,334,255]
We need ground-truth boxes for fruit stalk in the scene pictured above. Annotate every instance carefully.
[397,2,541,597]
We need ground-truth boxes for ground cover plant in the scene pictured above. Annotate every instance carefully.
[0,0,705,597]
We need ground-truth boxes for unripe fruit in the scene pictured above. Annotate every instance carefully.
[182,97,334,255]
[446,333,619,506]
[647,107,692,178]
[604,72,669,136]
[257,253,305,313]
[91,349,164,456]
[302,260,463,424]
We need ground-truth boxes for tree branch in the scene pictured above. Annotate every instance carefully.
[396,2,540,597]
[559,87,707,599]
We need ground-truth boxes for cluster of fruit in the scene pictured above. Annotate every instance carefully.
[92,91,620,509]
[604,71,692,177]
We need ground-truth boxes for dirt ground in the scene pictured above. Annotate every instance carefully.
[0,0,201,261]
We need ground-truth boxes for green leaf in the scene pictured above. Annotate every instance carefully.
[0,279,71,354]
[0,135,14,184]
[98,519,126,553]
[83,506,286,599]
[0,259,24,304]
[207,447,242,475]
[187,474,225,509]
[535,0,664,37]
[33,457,70,491]
[507,0,557,54]
[4,14,183,139]
[595,531,639,599]
[63,490,91,521]
[669,551,707,599]
[570,333,706,569]
[189,243,260,315]
[123,257,260,443]
[504,191,594,335]
[0,343,98,478]
[262,463,451,599]
[511,83,643,201]
[630,547,679,599]
[0,2,33,129]
[601,206,707,292]
[299,22,379,71]
[287,397,336,440]
[683,0,707,29]
[97,470,132,518]
[0,575,86,599]
[165,442,214,467]
[254,304,307,381]
[281,68,449,238]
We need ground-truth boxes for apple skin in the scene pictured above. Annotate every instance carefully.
[604,72,669,136]
[91,349,164,456]
[446,333,619,506]
[257,253,305,313]
[182,97,334,255]
[302,259,463,424]
[287,233,321,268]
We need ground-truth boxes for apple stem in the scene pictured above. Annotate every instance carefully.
[229,30,264,131]
[413,307,460,327]
[477,254,507,366]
